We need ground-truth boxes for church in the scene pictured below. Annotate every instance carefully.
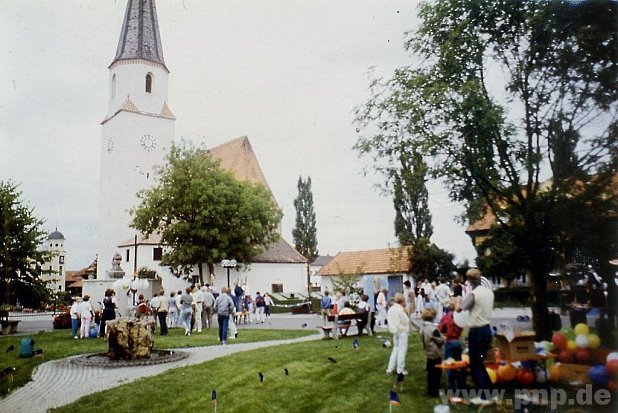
[83,0,307,311]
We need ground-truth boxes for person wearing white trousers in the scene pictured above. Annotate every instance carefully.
[386,293,410,375]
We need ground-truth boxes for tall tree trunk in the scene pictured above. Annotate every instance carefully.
[207,262,215,286]
[530,268,551,341]
[198,263,204,286]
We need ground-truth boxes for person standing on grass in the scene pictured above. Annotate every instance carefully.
[179,287,194,336]
[264,293,274,319]
[439,297,466,390]
[202,285,215,328]
[78,295,94,339]
[100,289,116,339]
[456,268,494,405]
[70,297,81,339]
[255,292,265,323]
[192,284,204,333]
[214,286,235,344]
[168,291,178,328]
[156,289,169,335]
[418,308,444,397]
[376,287,388,327]
[149,292,159,333]
[385,293,410,376]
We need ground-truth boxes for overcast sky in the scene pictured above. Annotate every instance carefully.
[0,0,477,270]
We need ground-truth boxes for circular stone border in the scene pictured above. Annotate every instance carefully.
[70,349,189,368]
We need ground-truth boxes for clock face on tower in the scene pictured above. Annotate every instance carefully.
[140,134,157,152]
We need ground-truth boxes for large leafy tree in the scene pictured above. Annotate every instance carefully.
[356,0,617,339]
[0,181,50,307]
[292,176,318,262]
[131,142,283,285]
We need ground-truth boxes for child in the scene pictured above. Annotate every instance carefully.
[419,308,444,397]
[439,297,466,390]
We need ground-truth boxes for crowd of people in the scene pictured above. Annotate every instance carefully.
[67,270,495,404]
[68,282,275,345]
[321,268,495,406]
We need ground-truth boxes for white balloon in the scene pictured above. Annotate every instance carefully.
[575,334,589,349]
[131,279,139,290]
[607,352,618,362]
[139,279,149,290]
[121,279,131,290]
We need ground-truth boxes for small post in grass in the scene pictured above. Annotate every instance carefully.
[211,389,217,413]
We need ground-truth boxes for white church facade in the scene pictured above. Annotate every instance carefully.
[84,0,307,313]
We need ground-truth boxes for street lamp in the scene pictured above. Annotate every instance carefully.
[54,285,61,316]
[221,259,237,288]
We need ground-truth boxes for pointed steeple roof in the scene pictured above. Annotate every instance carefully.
[110,0,167,69]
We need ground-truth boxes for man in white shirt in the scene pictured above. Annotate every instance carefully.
[457,268,494,405]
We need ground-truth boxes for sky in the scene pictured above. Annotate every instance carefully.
[0,0,477,270]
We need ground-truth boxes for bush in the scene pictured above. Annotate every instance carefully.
[53,312,71,329]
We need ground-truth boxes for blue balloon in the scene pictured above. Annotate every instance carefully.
[588,365,609,387]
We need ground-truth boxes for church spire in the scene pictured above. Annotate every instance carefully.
[110,0,166,69]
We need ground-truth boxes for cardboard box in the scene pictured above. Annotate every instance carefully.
[558,363,591,384]
[495,332,536,361]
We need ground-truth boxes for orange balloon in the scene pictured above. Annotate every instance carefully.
[498,362,518,381]
[549,364,561,383]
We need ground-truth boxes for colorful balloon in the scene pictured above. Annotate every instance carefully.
[498,362,518,381]
[606,359,618,377]
[589,365,609,387]
[560,327,575,340]
[558,350,574,364]
[486,367,497,384]
[575,349,591,364]
[574,323,590,336]
[517,368,535,386]
[587,334,600,349]
[549,363,561,383]
[575,334,589,349]
[567,340,577,351]
[552,332,568,351]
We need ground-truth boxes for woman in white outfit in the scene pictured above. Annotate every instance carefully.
[386,293,410,375]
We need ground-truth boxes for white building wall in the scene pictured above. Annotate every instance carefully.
[121,244,307,297]
[98,111,174,279]
[108,61,170,117]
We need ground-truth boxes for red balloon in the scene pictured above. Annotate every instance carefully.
[558,350,574,363]
[575,349,591,364]
[517,368,535,386]
[607,360,618,377]
[552,333,568,351]
[591,349,608,365]
[607,380,618,393]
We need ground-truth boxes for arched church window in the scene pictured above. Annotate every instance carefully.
[111,74,117,99]
[145,73,153,93]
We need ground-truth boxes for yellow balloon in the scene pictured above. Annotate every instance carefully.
[567,340,577,351]
[587,334,600,349]
[486,368,497,384]
[574,323,589,336]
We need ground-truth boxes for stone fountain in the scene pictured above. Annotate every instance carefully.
[106,317,155,360]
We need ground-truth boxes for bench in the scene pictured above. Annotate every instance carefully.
[1,320,20,335]
[326,311,372,340]
[0,310,19,335]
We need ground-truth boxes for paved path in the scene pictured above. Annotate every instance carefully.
[0,333,322,413]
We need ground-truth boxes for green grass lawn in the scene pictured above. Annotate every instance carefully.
[3,328,616,412]
[0,327,311,398]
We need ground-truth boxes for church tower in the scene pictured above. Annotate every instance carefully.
[97,0,175,278]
